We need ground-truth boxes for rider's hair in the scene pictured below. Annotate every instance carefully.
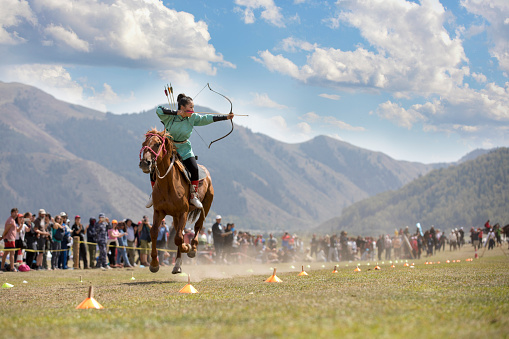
[177,94,193,110]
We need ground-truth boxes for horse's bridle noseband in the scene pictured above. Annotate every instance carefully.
[140,132,175,179]
[139,133,167,163]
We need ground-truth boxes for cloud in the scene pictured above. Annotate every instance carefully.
[327,133,345,141]
[44,24,90,52]
[279,37,317,52]
[297,121,311,134]
[1,0,233,75]
[471,72,487,83]
[1,63,125,111]
[301,111,365,131]
[302,112,320,123]
[3,63,84,102]
[319,93,340,100]
[234,0,285,27]
[86,83,122,109]
[461,0,509,72]
[252,0,508,141]
[251,93,288,109]
[252,50,302,78]
[372,101,426,129]
[270,115,287,129]
[0,0,36,44]
[374,82,509,136]
[255,0,467,95]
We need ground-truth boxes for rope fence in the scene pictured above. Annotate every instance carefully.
[1,237,259,268]
[0,239,178,253]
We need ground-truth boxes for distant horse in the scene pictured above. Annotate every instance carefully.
[501,224,509,248]
[139,128,214,274]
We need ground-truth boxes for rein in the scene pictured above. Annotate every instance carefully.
[156,153,175,179]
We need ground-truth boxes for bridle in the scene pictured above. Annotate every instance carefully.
[139,133,175,179]
[139,133,167,162]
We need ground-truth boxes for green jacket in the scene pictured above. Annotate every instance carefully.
[156,106,215,160]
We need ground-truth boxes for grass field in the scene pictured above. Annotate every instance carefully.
[1,245,508,339]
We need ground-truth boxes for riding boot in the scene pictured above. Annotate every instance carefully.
[189,180,203,208]
[146,180,155,208]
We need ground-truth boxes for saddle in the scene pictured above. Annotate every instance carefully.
[175,159,207,187]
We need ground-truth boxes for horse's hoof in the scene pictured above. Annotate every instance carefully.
[149,265,159,273]
[187,250,196,258]
[172,267,182,274]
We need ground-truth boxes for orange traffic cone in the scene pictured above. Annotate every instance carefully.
[179,274,199,293]
[391,264,395,268]
[332,265,338,273]
[265,268,283,283]
[374,265,381,270]
[404,263,409,267]
[76,286,104,309]
[446,260,450,263]
[354,267,361,272]
[298,266,308,276]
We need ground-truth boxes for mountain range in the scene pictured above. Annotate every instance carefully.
[0,81,487,232]
[317,147,509,236]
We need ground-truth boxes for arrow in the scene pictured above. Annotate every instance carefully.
[190,111,248,116]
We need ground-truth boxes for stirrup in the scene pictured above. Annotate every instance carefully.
[145,194,153,208]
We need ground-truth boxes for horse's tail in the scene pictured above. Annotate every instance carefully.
[188,208,203,224]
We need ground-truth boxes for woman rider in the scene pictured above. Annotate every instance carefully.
[146,93,233,209]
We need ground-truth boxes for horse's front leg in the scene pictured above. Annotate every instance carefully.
[172,247,182,274]
[149,212,164,273]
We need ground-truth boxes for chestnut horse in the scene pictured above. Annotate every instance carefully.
[139,128,214,274]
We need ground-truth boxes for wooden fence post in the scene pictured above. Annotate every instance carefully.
[73,236,80,269]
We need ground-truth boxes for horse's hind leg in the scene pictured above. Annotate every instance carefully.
[187,214,203,259]
[188,184,213,258]
[174,213,190,254]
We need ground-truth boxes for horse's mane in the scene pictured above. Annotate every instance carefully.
[146,127,171,140]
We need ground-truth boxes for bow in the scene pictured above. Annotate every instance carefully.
[195,83,234,149]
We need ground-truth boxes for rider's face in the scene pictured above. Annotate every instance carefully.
[182,101,194,112]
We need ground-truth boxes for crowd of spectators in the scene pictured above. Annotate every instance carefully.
[191,216,507,265]
[0,208,172,272]
[1,207,506,272]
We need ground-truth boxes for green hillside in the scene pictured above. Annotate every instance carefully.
[320,148,509,236]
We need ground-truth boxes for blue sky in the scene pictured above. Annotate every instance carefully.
[1,0,508,163]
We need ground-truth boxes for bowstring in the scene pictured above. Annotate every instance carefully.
[181,83,209,148]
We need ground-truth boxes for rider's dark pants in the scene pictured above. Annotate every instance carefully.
[182,157,199,181]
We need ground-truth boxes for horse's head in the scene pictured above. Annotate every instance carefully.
[139,129,173,174]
